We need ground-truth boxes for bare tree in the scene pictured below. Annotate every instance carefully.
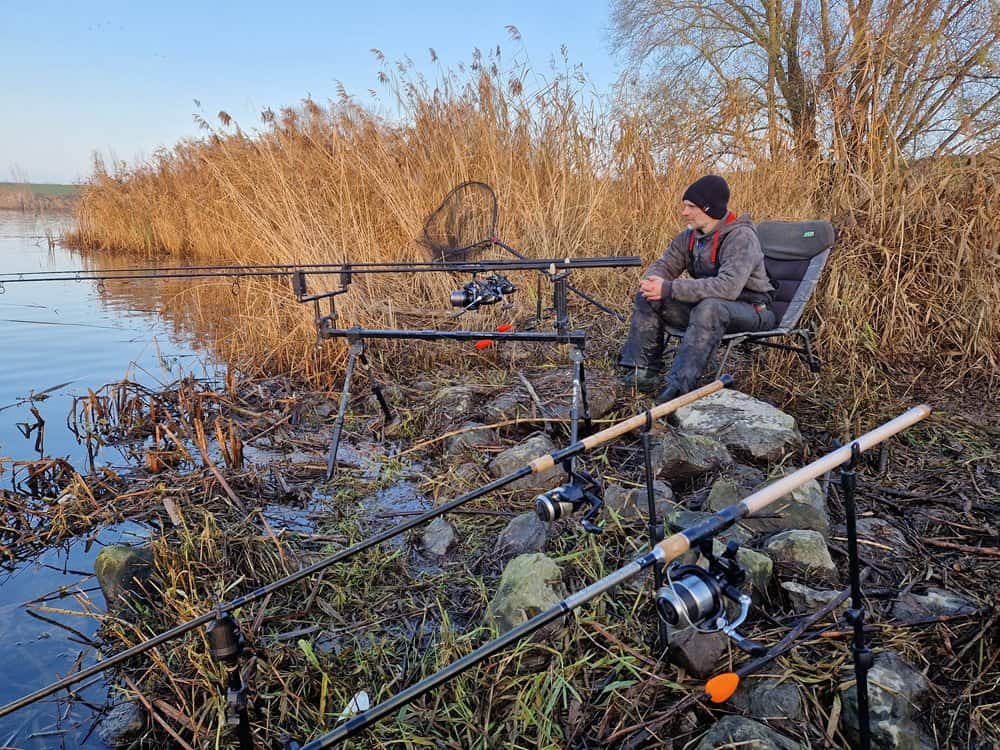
[611,0,999,162]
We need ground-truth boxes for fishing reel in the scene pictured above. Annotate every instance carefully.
[450,273,517,312]
[534,469,603,534]
[655,540,764,655]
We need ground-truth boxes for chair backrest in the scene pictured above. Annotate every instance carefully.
[756,220,836,329]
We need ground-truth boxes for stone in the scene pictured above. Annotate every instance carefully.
[674,389,803,462]
[892,587,978,621]
[666,509,754,549]
[94,545,155,615]
[781,580,846,615]
[494,512,549,560]
[730,676,805,725]
[445,422,498,456]
[429,385,479,422]
[694,715,803,750]
[705,464,767,512]
[487,554,567,634]
[487,433,563,493]
[840,650,934,750]
[96,701,147,748]
[420,517,457,557]
[712,540,773,603]
[604,481,676,525]
[667,626,728,678]
[453,462,484,488]
[765,530,838,582]
[650,431,732,481]
[769,478,830,533]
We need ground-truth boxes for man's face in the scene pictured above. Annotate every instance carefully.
[681,200,713,231]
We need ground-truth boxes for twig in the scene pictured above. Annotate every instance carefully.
[919,538,1000,557]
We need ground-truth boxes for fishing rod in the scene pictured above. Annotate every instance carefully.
[0,256,641,286]
[0,378,729,720]
[298,404,931,749]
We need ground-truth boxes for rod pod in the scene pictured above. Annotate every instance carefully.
[299,405,930,749]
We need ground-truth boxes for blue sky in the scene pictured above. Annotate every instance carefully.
[1,1,621,184]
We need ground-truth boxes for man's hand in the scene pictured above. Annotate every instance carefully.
[639,275,666,301]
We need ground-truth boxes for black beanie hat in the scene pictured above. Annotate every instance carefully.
[682,175,730,220]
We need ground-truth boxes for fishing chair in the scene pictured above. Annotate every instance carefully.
[664,219,836,376]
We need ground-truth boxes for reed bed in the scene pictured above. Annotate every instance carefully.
[64,53,999,413]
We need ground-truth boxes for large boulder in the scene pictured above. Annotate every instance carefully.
[487,434,563,493]
[487,554,567,634]
[674,389,803,462]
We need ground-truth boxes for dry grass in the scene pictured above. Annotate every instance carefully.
[63,51,999,410]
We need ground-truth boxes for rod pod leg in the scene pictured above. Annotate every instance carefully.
[326,339,363,480]
[842,443,872,750]
[641,410,668,650]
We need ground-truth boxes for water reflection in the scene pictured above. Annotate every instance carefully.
[0,211,215,748]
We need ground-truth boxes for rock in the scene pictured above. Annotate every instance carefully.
[650,431,732,481]
[695,715,803,750]
[892,587,978,621]
[94,545,155,615]
[706,464,767,512]
[674,389,803,462]
[445,422,498,456]
[781,580,845,615]
[420,517,457,557]
[667,626,728,678]
[453,462,484,488]
[479,371,618,424]
[715,476,829,534]
[487,554,567,634]
[712,540,773,603]
[730,676,805,724]
[841,650,935,750]
[604,481,676,525]
[765,530,837,582]
[96,702,147,748]
[494,512,549,560]
[429,385,479,421]
[666,509,754,549]
[487,433,563,493]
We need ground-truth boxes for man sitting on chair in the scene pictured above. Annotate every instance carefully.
[620,175,776,404]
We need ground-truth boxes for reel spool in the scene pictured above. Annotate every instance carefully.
[534,473,603,534]
[654,542,764,655]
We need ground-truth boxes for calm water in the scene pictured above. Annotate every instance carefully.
[0,210,213,748]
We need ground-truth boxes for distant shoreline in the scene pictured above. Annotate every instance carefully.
[0,182,81,211]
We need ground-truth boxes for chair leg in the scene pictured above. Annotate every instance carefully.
[802,332,821,373]
[715,338,739,379]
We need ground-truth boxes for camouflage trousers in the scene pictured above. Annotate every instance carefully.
[618,292,777,393]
